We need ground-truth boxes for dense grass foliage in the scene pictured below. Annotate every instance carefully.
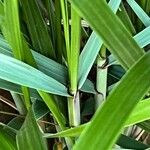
[0,0,150,149]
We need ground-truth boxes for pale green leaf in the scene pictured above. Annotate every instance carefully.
[32,101,49,120]
[69,7,81,93]
[134,25,150,48]
[78,0,121,89]
[0,36,95,94]
[71,0,144,71]
[0,53,69,97]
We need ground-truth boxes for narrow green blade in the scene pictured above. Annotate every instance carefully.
[43,123,86,138]
[78,32,102,88]
[69,7,81,93]
[71,0,144,71]
[134,26,150,48]
[0,53,69,97]
[0,1,4,23]
[20,0,55,58]
[3,0,37,109]
[78,0,121,88]
[0,36,95,95]
[60,0,70,61]
[43,98,150,138]
[3,0,24,60]
[117,134,149,149]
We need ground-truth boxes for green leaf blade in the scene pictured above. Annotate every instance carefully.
[20,0,55,58]
[78,0,121,89]
[127,0,150,27]
[0,54,69,97]
[16,109,48,150]
[73,52,150,149]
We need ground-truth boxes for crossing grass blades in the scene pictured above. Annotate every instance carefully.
[1,0,150,149]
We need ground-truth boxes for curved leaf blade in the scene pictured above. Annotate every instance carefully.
[73,51,150,149]
[0,127,17,150]
[0,54,69,97]
[78,0,121,88]
[0,36,95,94]
[16,109,48,150]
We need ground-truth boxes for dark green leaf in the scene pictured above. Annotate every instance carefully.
[73,51,150,149]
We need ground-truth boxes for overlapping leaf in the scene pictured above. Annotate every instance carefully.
[73,51,150,149]
[0,53,69,96]
[78,0,121,88]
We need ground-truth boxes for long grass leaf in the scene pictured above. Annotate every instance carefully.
[127,0,150,27]
[0,36,95,94]
[20,0,55,58]
[71,0,144,71]
[60,0,70,61]
[73,52,150,149]
[43,97,150,138]
[78,0,121,89]
[0,127,17,150]
[0,53,69,97]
